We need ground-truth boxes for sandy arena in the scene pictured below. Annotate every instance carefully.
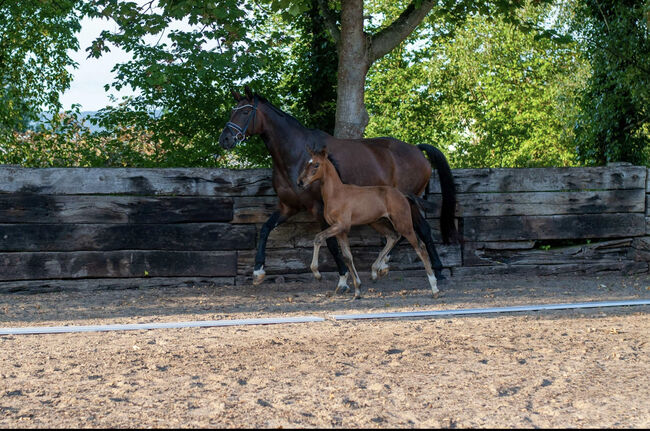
[1,272,649,428]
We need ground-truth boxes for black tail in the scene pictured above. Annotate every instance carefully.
[417,144,457,244]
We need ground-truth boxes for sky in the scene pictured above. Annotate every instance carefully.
[59,16,137,112]
[60,13,209,112]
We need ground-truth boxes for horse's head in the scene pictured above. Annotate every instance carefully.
[219,85,262,150]
[297,145,328,189]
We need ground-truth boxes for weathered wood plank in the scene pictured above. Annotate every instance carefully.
[0,276,235,293]
[237,244,462,275]
[463,239,635,267]
[232,196,314,224]
[0,194,233,224]
[265,222,444,248]
[0,167,275,196]
[423,189,645,217]
[454,261,648,277]
[0,223,255,251]
[0,165,644,196]
[464,213,646,241]
[632,237,650,263]
[0,250,237,280]
[428,165,646,193]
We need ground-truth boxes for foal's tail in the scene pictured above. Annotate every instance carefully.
[417,144,458,244]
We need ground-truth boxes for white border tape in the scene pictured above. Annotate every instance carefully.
[0,316,325,335]
[0,299,648,335]
[332,299,650,320]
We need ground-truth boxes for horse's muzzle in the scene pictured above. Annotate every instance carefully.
[218,129,236,150]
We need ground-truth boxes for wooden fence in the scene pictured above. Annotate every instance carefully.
[0,164,647,292]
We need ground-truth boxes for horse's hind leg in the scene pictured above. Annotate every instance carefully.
[369,219,399,280]
[410,202,446,281]
[392,207,439,297]
[336,233,362,299]
[369,222,400,281]
[403,231,438,296]
[253,206,296,285]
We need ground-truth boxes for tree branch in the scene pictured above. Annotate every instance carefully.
[316,0,341,45]
[368,0,434,64]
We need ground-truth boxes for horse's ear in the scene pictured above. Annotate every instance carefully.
[231,89,243,101]
[244,85,254,100]
[305,144,315,156]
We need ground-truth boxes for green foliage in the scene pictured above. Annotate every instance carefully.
[0,107,155,167]
[573,0,650,165]
[0,0,81,133]
[83,0,277,168]
[272,1,338,134]
[365,1,588,168]
[5,0,644,170]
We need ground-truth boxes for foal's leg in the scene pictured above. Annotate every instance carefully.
[253,205,296,285]
[410,202,446,281]
[369,221,400,281]
[336,233,363,299]
[311,223,345,282]
[392,209,439,297]
[402,230,438,296]
[369,219,398,279]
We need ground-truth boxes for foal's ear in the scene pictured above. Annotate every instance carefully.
[305,144,315,156]
[230,89,243,101]
[319,145,329,156]
[244,85,254,100]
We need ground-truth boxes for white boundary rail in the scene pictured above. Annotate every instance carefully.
[1,299,648,336]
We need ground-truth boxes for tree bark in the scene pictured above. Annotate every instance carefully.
[318,0,435,139]
[334,0,369,139]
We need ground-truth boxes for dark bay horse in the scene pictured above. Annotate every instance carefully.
[218,86,457,291]
[297,146,438,299]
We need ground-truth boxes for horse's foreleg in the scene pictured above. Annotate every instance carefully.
[336,233,362,299]
[411,203,446,281]
[253,207,295,285]
[311,224,345,282]
[319,220,351,293]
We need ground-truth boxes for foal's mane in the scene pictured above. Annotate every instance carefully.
[326,153,343,180]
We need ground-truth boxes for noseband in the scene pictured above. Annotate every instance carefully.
[225,98,259,145]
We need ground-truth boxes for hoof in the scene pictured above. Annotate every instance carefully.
[371,270,378,281]
[313,271,322,281]
[335,273,350,293]
[252,267,266,286]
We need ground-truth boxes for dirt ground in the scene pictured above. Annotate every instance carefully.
[1,271,649,428]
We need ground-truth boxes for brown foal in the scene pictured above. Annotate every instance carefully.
[297,146,439,299]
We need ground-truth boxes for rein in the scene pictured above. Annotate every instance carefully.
[225,97,258,145]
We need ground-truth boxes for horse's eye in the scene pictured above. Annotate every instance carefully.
[313,163,319,168]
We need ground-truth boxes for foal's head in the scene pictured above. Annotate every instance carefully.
[297,146,331,189]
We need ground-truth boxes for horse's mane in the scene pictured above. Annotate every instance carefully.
[254,93,304,128]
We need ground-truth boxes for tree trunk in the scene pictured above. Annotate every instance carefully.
[334,0,369,139]
[320,0,435,139]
